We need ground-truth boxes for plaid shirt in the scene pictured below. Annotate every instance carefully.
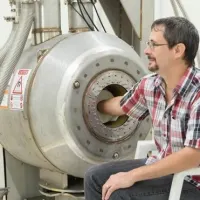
[120,66,200,188]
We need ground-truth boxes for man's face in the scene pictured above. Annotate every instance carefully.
[144,26,174,73]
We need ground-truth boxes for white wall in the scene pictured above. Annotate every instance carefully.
[154,0,200,33]
[154,0,200,66]
[0,1,12,48]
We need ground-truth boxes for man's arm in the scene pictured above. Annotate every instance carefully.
[97,96,125,116]
[131,146,200,181]
[97,79,148,117]
[102,147,200,200]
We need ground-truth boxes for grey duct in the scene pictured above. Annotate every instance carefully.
[0,0,21,66]
[0,1,35,104]
[0,23,17,66]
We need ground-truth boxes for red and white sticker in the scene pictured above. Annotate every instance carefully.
[9,69,31,110]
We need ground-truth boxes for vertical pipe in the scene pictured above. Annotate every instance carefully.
[170,0,179,17]
[32,0,62,45]
[32,0,42,45]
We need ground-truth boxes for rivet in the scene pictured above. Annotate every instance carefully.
[113,152,119,159]
[74,81,80,88]
[124,61,128,66]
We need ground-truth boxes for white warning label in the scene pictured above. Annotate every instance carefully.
[9,69,31,110]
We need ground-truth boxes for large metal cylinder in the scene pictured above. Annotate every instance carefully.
[0,32,151,178]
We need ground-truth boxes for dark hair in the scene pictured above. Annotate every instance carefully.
[151,17,199,66]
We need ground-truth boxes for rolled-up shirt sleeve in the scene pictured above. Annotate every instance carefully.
[184,102,200,149]
[120,78,149,120]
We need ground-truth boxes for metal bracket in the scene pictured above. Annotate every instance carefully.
[4,16,15,22]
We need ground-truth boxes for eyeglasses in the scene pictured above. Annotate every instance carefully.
[146,41,168,50]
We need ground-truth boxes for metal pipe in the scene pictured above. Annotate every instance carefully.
[0,1,35,104]
[32,0,42,45]
[32,0,61,44]
[170,0,179,16]
[175,0,189,18]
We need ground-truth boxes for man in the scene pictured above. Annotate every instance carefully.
[84,17,200,200]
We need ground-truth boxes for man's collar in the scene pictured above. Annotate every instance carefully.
[154,66,196,97]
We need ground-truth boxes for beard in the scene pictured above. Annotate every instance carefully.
[148,56,159,72]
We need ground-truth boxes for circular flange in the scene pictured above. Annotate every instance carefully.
[63,51,151,161]
[83,70,138,143]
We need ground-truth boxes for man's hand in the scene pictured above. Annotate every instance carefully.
[102,172,136,200]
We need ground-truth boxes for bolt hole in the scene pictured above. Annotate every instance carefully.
[100,149,103,152]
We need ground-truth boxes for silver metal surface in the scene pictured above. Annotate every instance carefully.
[0,35,68,172]
[0,32,151,178]
[40,169,68,189]
[5,151,40,200]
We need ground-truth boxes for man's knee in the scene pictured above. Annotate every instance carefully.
[84,164,104,186]
[84,165,96,185]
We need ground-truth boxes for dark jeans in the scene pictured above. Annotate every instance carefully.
[84,159,200,200]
